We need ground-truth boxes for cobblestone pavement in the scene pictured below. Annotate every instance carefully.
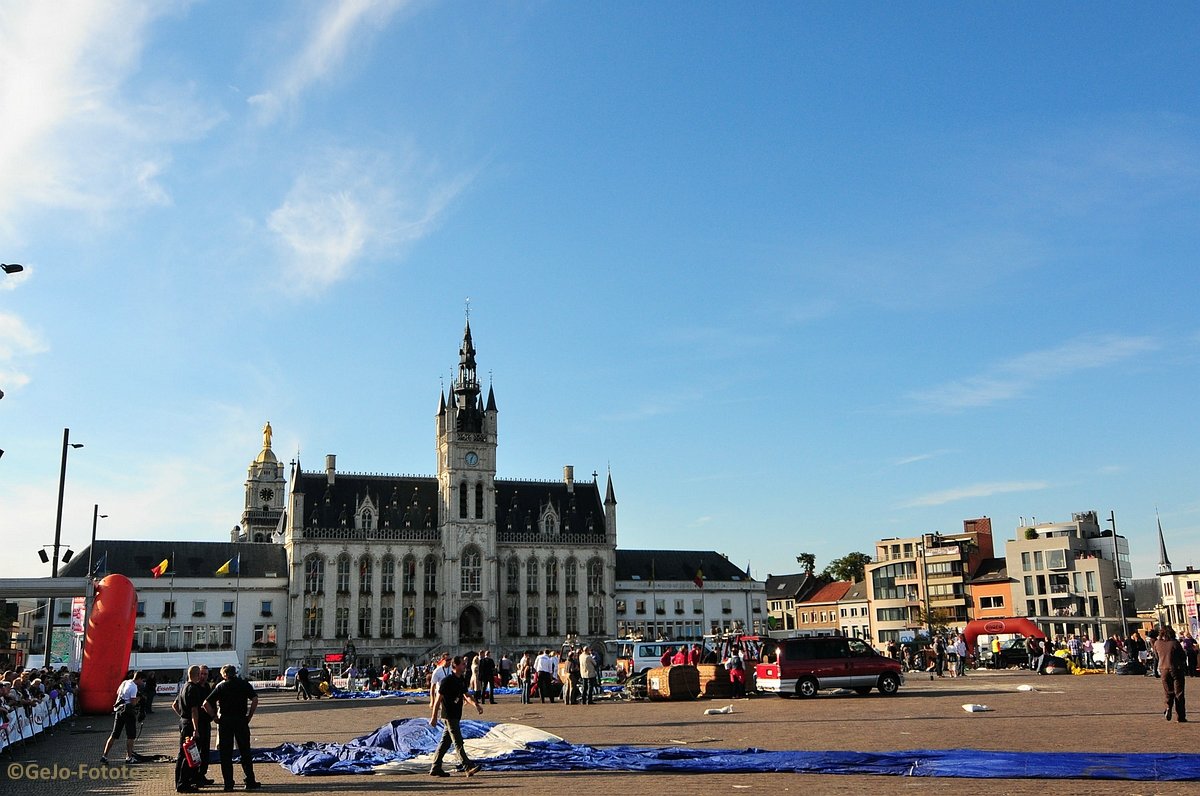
[3,669,1196,795]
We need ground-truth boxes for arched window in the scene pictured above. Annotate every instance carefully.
[358,555,372,594]
[587,558,605,635]
[380,555,395,594]
[475,482,484,519]
[526,557,539,594]
[506,557,520,594]
[402,555,417,594]
[564,558,578,595]
[358,603,371,638]
[304,554,325,594]
[361,509,374,530]
[461,547,482,595]
[542,508,558,535]
[336,554,351,594]
[459,481,468,518]
[424,555,438,594]
[587,558,604,595]
[545,558,559,594]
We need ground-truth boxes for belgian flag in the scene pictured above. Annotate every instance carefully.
[151,556,171,578]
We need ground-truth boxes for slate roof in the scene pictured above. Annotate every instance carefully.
[764,572,825,601]
[59,540,288,579]
[616,550,751,582]
[970,557,1011,584]
[293,470,609,538]
[841,580,868,601]
[1131,577,1162,613]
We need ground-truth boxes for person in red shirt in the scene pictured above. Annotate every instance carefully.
[671,647,688,665]
[660,647,674,667]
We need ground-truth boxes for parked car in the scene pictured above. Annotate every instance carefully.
[755,635,903,697]
[990,639,1031,669]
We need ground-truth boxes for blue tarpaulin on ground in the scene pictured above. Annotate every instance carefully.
[257,718,1200,781]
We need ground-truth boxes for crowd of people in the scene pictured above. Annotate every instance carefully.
[0,665,78,730]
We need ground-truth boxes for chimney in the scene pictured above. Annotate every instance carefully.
[563,465,574,493]
[326,454,336,485]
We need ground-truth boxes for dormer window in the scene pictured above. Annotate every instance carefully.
[541,505,559,535]
[361,509,374,530]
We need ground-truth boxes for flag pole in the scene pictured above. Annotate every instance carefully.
[233,550,241,667]
[168,549,176,652]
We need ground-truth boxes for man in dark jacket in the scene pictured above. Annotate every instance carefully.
[204,665,261,791]
[1154,626,1187,722]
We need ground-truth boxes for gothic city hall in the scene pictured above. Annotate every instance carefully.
[240,321,618,667]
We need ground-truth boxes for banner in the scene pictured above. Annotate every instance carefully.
[71,596,87,634]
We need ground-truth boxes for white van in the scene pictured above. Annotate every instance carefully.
[615,640,710,677]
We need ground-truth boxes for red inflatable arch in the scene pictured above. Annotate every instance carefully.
[964,617,1046,650]
[78,574,138,714]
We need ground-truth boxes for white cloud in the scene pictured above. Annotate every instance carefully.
[249,0,414,125]
[898,480,1050,509]
[0,2,217,235]
[267,148,470,295]
[908,333,1159,412]
[894,449,953,467]
[0,311,48,392]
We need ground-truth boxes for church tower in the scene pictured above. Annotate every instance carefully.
[436,319,499,642]
[240,421,287,542]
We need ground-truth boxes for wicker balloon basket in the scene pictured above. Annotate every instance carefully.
[646,665,701,700]
[696,663,733,698]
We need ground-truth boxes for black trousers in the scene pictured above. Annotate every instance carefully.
[217,721,256,786]
[1163,669,1187,720]
[432,714,473,771]
[110,705,138,740]
[175,721,202,790]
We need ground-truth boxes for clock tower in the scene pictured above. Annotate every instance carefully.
[240,420,287,542]
[436,319,499,639]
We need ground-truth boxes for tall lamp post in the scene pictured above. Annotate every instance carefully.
[86,504,108,578]
[43,428,83,667]
[1107,511,1130,641]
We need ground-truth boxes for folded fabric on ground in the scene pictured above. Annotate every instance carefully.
[330,687,524,700]
[259,719,1200,781]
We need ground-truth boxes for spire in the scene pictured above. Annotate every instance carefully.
[486,385,497,411]
[438,389,446,414]
[605,471,617,505]
[1157,510,1173,575]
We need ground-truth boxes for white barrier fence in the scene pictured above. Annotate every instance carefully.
[0,693,76,754]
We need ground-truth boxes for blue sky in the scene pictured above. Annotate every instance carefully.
[1,2,1197,584]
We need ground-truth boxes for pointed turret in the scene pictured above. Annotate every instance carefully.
[486,385,497,412]
[1157,512,1173,575]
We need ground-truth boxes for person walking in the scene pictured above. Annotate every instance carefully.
[101,671,145,764]
[174,665,210,793]
[204,664,261,791]
[1154,626,1188,722]
[428,656,483,778]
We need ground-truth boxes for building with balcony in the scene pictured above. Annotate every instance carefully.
[1003,510,1132,641]
[864,517,995,645]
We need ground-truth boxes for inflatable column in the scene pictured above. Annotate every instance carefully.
[78,574,138,714]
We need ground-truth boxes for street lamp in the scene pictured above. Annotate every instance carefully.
[1106,511,1129,642]
[43,428,83,667]
[87,505,108,578]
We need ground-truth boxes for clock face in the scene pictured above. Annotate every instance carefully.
[465,452,479,466]
[259,487,275,502]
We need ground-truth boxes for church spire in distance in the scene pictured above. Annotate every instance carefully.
[1157,509,1173,575]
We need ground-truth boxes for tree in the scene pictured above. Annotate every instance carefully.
[822,552,873,582]
[795,553,816,575]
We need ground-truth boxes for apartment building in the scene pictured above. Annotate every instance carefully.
[864,517,994,645]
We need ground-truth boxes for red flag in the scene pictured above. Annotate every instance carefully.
[693,567,704,588]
